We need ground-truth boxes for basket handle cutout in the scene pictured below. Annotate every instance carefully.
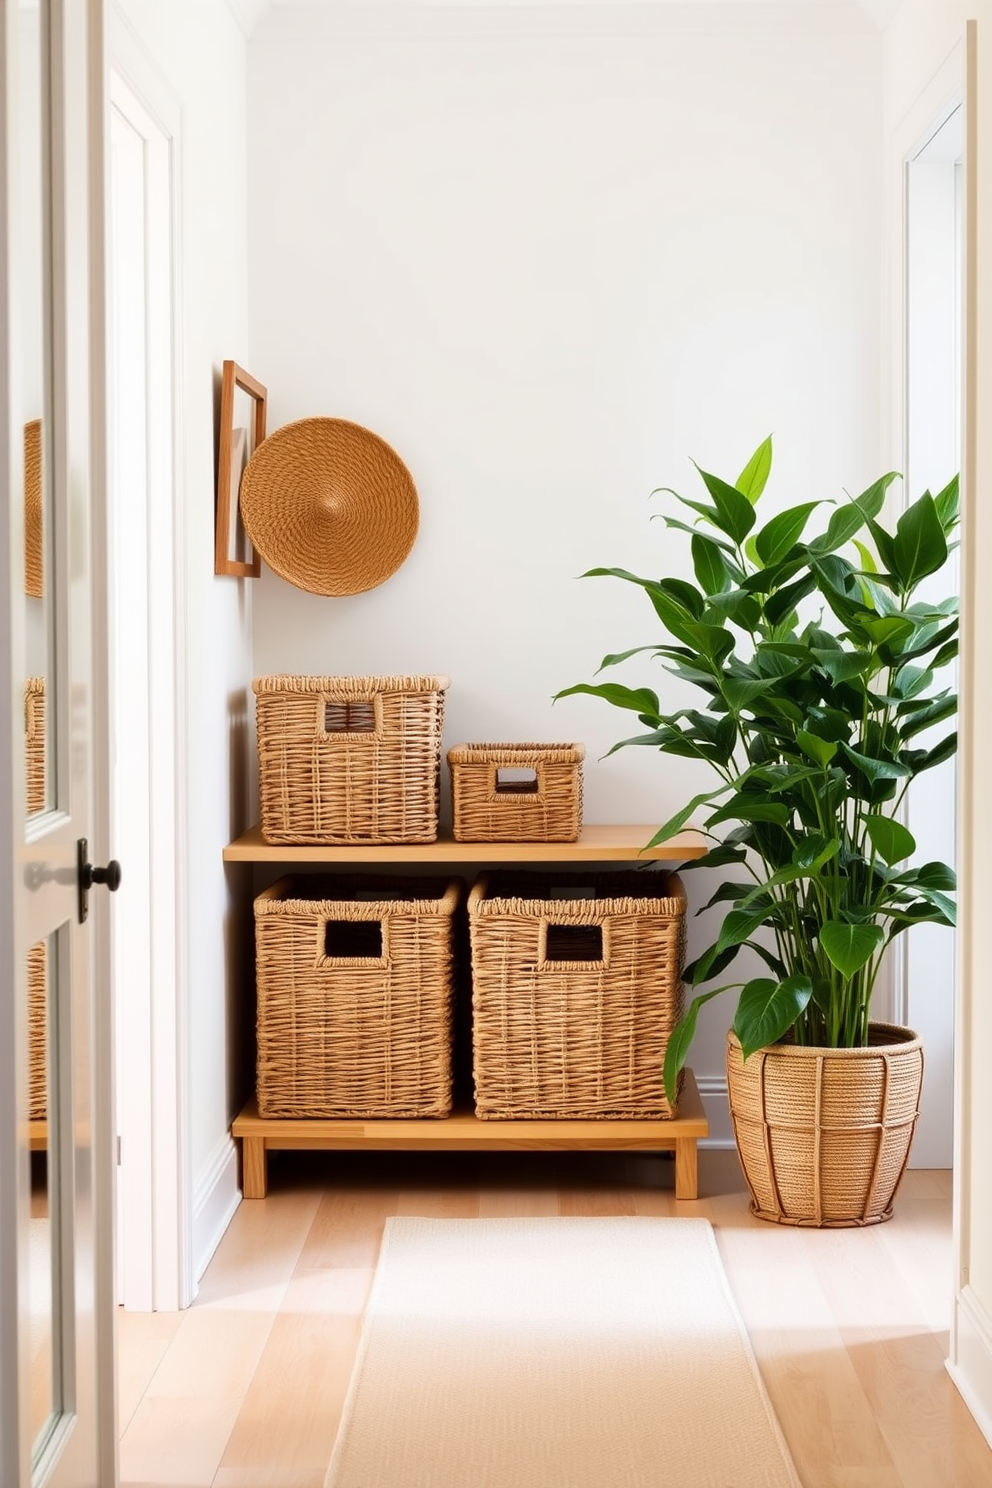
[322,699,378,735]
[324,919,383,959]
[494,766,540,795]
[544,923,603,963]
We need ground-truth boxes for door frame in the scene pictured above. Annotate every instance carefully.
[108,13,192,1312]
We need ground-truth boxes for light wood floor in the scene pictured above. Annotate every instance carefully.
[117,1148,992,1488]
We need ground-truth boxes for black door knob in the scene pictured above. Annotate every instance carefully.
[77,838,122,923]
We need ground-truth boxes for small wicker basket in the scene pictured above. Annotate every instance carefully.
[468,870,686,1120]
[448,742,584,843]
[25,677,45,815]
[28,941,46,1122]
[254,874,461,1119]
[253,674,449,844]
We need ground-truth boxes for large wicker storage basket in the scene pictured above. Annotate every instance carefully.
[254,874,461,1118]
[253,674,449,845]
[727,1024,924,1227]
[468,870,686,1119]
[448,742,584,843]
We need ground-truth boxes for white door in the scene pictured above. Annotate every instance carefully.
[0,2,117,1486]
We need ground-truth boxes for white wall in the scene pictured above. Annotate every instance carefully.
[113,0,254,1278]
[246,2,883,1135]
[882,0,992,1450]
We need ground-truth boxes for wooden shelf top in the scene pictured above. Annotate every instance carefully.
[223,823,707,864]
[232,1068,708,1145]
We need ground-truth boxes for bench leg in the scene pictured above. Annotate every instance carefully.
[242,1135,268,1199]
[674,1138,698,1201]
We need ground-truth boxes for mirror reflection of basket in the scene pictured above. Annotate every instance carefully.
[28,942,46,1122]
[253,674,449,844]
[25,678,46,1122]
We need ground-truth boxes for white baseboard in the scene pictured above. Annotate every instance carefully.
[192,1134,241,1285]
[947,1285,992,1449]
[696,1074,734,1149]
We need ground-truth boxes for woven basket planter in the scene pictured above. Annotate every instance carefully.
[468,870,686,1119]
[25,677,45,815]
[448,743,584,843]
[253,674,449,844]
[254,874,461,1119]
[28,940,46,1122]
[727,1023,924,1227]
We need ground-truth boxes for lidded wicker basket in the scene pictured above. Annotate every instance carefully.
[448,742,584,843]
[253,674,449,844]
[468,870,686,1120]
[726,1024,924,1227]
[254,874,461,1119]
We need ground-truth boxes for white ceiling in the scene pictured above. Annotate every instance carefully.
[227,0,902,38]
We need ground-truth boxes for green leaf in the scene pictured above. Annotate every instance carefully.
[691,534,732,595]
[892,494,948,592]
[555,682,661,718]
[663,987,728,1104]
[811,649,873,684]
[807,474,899,556]
[792,834,841,870]
[721,676,778,712]
[713,907,776,957]
[736,436,773,504]
[818,922,885,979]
[595,645,661,672]
[692,464,758,545]
[898,695,957,740]
[796,730,837,768]
[853,539,878,574]
[644,784,736,849]
[934,474,960,533]
[841,744,912,783]
[865,814,916,866]
[754,502,821,567]
[733,975,813,1061]
[706,798,790,828]
[892,861,956,891]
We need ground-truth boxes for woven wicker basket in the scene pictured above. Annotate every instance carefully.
[253,674,449,844]
[726,1023,924,1227]
[448,743,584,843]
[28,940,46,1122]
[468,870,686,1119]
[254,874,461,1118]
[25,677,45,814]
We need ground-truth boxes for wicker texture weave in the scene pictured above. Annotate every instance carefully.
[28,941,46,1122]
[726,1024,923,1227]
[468,871,686,1120]
[24,418,42,598]
[254,874,461,1119]
[25,677,45,814]
[253,674,449,844]
[448,743,584,843]
[239,417,419,596]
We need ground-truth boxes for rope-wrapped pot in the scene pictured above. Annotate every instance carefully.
[727,1023,923,1227]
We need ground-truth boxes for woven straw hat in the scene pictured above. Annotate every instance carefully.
[239,416,419,596]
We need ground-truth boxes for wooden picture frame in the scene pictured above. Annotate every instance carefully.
[215,360,267,577]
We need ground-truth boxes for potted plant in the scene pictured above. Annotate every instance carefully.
[557,438,957,1226]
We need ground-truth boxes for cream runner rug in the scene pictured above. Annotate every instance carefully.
[325,1216,802,1488]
